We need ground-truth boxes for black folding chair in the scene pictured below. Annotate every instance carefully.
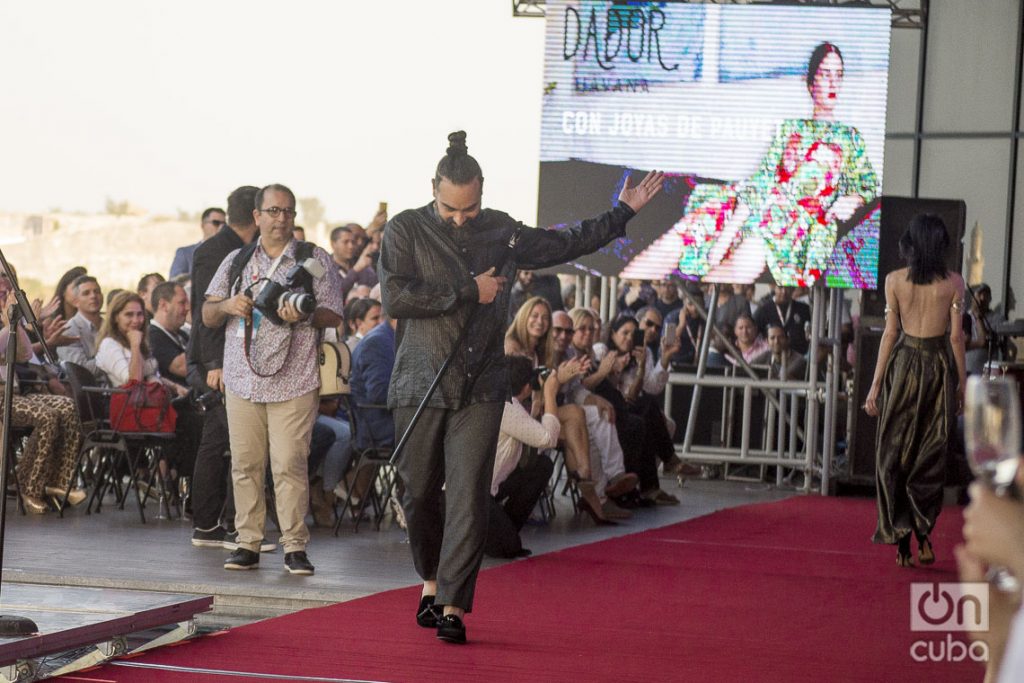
[333,399,397,534]
[62,362,179,523]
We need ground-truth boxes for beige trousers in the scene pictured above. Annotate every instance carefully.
[225,388,317,554]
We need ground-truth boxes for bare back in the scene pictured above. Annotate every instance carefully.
[886,267,964,338]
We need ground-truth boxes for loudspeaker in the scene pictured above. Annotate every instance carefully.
[862,197,966,317]
[848,320,884,481]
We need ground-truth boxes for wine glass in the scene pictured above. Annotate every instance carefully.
[964,375,1022,592]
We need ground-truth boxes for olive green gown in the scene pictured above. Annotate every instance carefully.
[872,335,956,545]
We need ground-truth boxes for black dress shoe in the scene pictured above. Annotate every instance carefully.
[436,614,467,644]
[416,595,441,628]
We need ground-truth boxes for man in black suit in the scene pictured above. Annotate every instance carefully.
[187,186,260,550]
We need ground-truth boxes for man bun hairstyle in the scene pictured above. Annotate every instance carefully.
[433,131,484,187]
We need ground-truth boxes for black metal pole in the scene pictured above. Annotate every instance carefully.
[911,0,930,199]
[0,301,38,635]
[389,307,477,467]
[1002,0,1024,317]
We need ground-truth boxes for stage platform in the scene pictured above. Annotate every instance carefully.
[0,584,211,681]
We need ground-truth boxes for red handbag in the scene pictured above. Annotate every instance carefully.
[109,380,177,433]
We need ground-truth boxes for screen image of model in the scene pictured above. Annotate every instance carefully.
[538,1,891,289]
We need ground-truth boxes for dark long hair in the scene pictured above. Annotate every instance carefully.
[806,42,843,91]
[52,266,88,320]
[433,131,484,187]
[899,213,950,285]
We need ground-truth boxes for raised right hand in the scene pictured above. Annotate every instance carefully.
[222,294,254,319]
[474,268,507,304]
[126,329,144,349]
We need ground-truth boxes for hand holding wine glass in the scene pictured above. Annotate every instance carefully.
[964,376,1023,592]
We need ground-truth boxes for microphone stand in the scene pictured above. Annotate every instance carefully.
[0,246,52,636]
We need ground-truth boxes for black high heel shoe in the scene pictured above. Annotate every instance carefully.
[897,536,914,568]
[917,535,935,565]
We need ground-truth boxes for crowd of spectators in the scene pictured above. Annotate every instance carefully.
[4,201,1013,578]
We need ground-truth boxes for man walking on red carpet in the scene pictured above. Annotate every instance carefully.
[379,131,663,644]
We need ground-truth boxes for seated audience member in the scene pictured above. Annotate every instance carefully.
[95,292,195,488]
[504,298,603,520]
[597,314,691,485]
[350,314,397,450]
[558,309,637,520]
[136,273,166,318]
[148,281,190,386]
[44,266,88,324]
[486,355,558,559]
[308,403,350,527]
[57,275,104,378]
[344,298,382,353]
[575,313,676,507]
[0,274,85,514]
[147,280,204,497]
[751,324,807,380]
[753,285,811,355]
[170,207,225,279]
[731,313,769,365]
[958,463,1024,683]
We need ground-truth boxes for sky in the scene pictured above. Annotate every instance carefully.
[0,1,547,226]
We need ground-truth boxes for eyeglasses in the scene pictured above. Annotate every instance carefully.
[552,326,573,335]
[208,219,226,228]
[643,320,659,328]
[259,207,297,218]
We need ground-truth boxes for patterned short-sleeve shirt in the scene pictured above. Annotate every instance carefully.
[205,238,344,403]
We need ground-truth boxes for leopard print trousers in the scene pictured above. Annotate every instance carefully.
[5,394,83,498]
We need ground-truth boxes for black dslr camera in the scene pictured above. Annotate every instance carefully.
[530,366,554,391]
[248,258,325,325]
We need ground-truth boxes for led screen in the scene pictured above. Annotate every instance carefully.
[538,1,891,288]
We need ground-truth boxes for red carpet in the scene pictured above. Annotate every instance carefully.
[71,497,983,682]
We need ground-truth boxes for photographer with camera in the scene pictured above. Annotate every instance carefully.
[485,355,559,559]
[203,184,344,576]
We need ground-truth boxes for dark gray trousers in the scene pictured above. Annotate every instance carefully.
[393,402,503,612]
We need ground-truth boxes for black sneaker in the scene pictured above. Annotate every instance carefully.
[284,551,314,575]
[224,547,259,570]
[191,526,227,548]
[222,532,278,553]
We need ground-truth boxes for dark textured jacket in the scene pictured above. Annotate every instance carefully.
[379,201,635,410]
[186,224,245,389]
